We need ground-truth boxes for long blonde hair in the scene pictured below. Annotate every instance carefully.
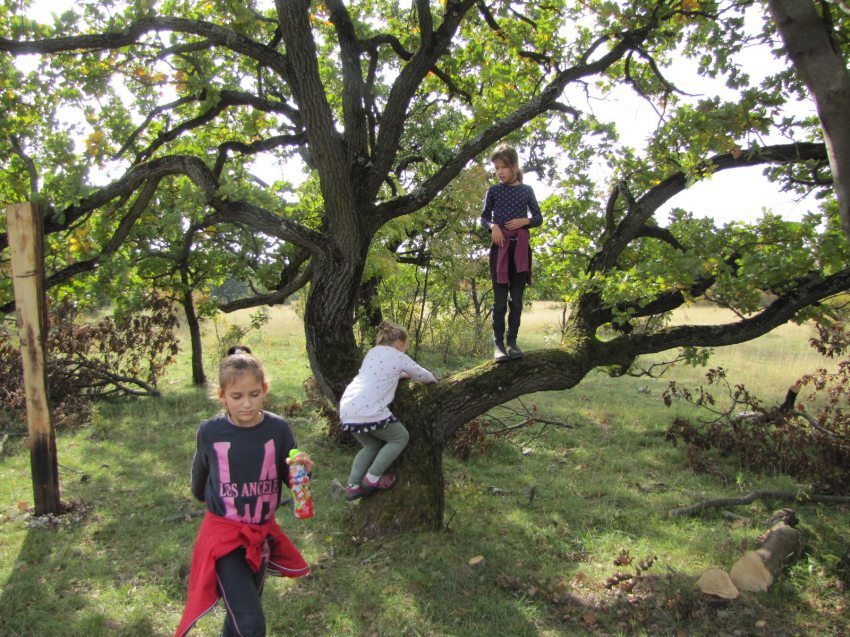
[375,321,409,347]
[490,144,523,183]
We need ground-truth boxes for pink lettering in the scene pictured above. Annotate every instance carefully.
[254,440,279,522]
[213,442,248,520]
[213,439,280,523]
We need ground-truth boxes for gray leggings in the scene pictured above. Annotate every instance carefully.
[348,421,409,485]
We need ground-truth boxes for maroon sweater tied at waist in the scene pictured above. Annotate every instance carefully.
[490,227,531,285]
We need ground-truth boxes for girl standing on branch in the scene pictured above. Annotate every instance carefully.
[176,345,311,637]
[480,144,543,362]
[340,321,438,501]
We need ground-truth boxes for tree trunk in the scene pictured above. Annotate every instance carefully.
[767,0,850,244]
[357,275,383,343]
[303,250,368,402]
[180,268,206,387]
[351,406,445,538]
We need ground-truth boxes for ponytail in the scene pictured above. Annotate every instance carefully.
[218,345,265,390]
[375,321,409,347]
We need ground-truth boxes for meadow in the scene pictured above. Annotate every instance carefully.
[0,303,848,637]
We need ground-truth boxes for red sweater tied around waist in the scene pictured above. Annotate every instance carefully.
[175,511,309,637]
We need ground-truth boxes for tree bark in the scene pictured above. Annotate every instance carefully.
[767,0,850,244]
[351,398,445,538]
[303,249,368,401]
[358,276,384,336]
[180,267,206,387]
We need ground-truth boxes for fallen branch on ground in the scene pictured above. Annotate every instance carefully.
[789,409,850,443]
[669,490,850,517]
[161,510,205,523]
[487,485,536,503]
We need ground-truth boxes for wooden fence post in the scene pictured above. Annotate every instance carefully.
[6,201,61,516]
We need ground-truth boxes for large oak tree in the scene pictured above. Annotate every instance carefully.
[2,0,849,535]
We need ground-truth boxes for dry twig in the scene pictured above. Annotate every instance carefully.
[669,490,850,517]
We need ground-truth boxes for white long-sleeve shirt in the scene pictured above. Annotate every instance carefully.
[339,346,437,424]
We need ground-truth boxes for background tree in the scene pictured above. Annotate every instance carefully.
[2,0,850,536]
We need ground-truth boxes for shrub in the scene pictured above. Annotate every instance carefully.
[664,323,850,492]
[0,296,179,432]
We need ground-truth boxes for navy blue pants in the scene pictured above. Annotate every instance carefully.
[490,239,527,344]
[216,540,270,637]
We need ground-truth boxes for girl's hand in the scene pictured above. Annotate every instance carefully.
[491,224,505,247]
[505,217,530,230]
[287,451,315,473]
[399,372,410,379]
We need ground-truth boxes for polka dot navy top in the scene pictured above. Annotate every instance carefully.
[479,183,543,230]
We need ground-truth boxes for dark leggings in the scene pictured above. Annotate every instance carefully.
[216,541,270,637]
[490,239,527,343]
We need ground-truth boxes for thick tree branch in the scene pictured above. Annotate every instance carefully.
[549,102,580,118]
[374,22,660,226]
[367,0,478,198]
[212,133,306,178]
[414,264,850,440]
[597,266,850,367]
[476,0,507,40]
[587,142,830,275]
[204,199,328,251]
[326,0,370,163]
[417,0,435,45]
[598,252,740,327]
[275,0,355,244]
[219,262,313,312]
[134,90,300,163]
[0,17,289,78]
[0,155,326,255]
[634,224,686,252]
[112,94,200,160]
[359,34,473,103]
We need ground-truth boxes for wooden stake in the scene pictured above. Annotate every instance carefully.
[6,201,60,516]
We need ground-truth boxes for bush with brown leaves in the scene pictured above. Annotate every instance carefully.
[0,296,179,432]
[664,325,850,492]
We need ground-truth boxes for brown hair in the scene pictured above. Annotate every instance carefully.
[490,144,523,183]
[375,320,409,347]
[218,344,265,389]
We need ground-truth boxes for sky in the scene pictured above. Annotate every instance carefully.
[15,0,823,228]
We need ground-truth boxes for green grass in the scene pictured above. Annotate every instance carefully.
[1,304,849,636]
